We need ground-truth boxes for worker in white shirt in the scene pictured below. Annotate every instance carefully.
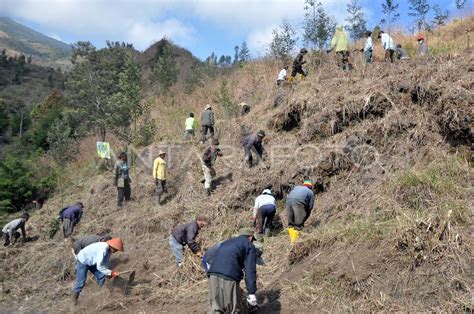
[363,31,373,64]
[378,30,396,63]
[276,65,288,86]
[253,189,277,239]
[71,238,124,305]
[2,213,29,246]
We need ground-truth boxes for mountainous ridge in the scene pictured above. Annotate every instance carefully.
[0,16,71,61]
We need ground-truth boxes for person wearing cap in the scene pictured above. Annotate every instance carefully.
[183,112,196,140]
[153,150,167,206]
[363,31,373,64]
[378,30,396,63]
[71,237,124,305]
[253,189,276,237]
[169,215,208,267]
[276,65,288,86]
[328,25,350,71]
[242,130,266,168]
[396,44,410,60]
[114,152,131,207]
[201,138,223,196]
[416,35,430,57]
[72,234,113,255]
[286,180,315,244]
[2,212,29,246]
[60,202,84,238]
[289,48,308,84]
[199,104,215,144]
[208,228,258,312]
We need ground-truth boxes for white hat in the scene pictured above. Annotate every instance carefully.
[262,189,272,195]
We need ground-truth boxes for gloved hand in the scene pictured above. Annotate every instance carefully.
[111,271,119,278]
[247,294,257,306]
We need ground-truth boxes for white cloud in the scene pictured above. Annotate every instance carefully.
[47,34,62,41]
[0,0,194,50]
[126,19,195,50]
[0,0,354,52]
[247,25,275,57]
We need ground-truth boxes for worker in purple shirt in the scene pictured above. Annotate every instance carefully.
[59,202,84,238]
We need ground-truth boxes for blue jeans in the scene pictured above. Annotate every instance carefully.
[169,234,184,265]
[73,260,107,294]
[365,49,372,64]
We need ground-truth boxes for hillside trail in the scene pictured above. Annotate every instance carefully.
[1,47,473,312]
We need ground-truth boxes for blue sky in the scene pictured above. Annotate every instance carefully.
[0,0,464,60]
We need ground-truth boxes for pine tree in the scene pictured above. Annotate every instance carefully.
[0,99,9,137]
[47,117,77,165]
[456,0,466,20]
[218,55,226,66]
[239,41,250,63]
[345,0,367,41]
[67,42,129,141]
[303,0,336,52]
[433,4,449,29]
[380,0,400,36]
[110,53,143,144]
[153,41,179,91]
[409,0,430,32]
[47,71,54,88]
[270,19,298,62]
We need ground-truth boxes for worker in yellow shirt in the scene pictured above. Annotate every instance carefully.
[153,150,167,206]
[183,113,196,140]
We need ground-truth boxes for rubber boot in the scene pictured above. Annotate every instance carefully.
[71,292,79,306]
[292,229,301,244]
[288,227,294,243]
[205,188,211,196]
[299,74,303,81]
[288,75,294,84]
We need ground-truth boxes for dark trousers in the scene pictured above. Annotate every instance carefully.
[365,49,372,64]
[291,66,304,77]
[117,179,131,207]
[385,49,395,63]
[244,146,263,167]
[286,200,310,230]
[209,275,242,313]
[200,125,214,142]
[257,204,276,234]
[336,51,350,70]
[2,231,20,246]
[183,129,195,140]
[156,179,166,204]
[63,218,76,238]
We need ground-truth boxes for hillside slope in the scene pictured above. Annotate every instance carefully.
[0,17,71,61]
[0,20,473,313]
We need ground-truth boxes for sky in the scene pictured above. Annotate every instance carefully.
[0,0,463,60]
